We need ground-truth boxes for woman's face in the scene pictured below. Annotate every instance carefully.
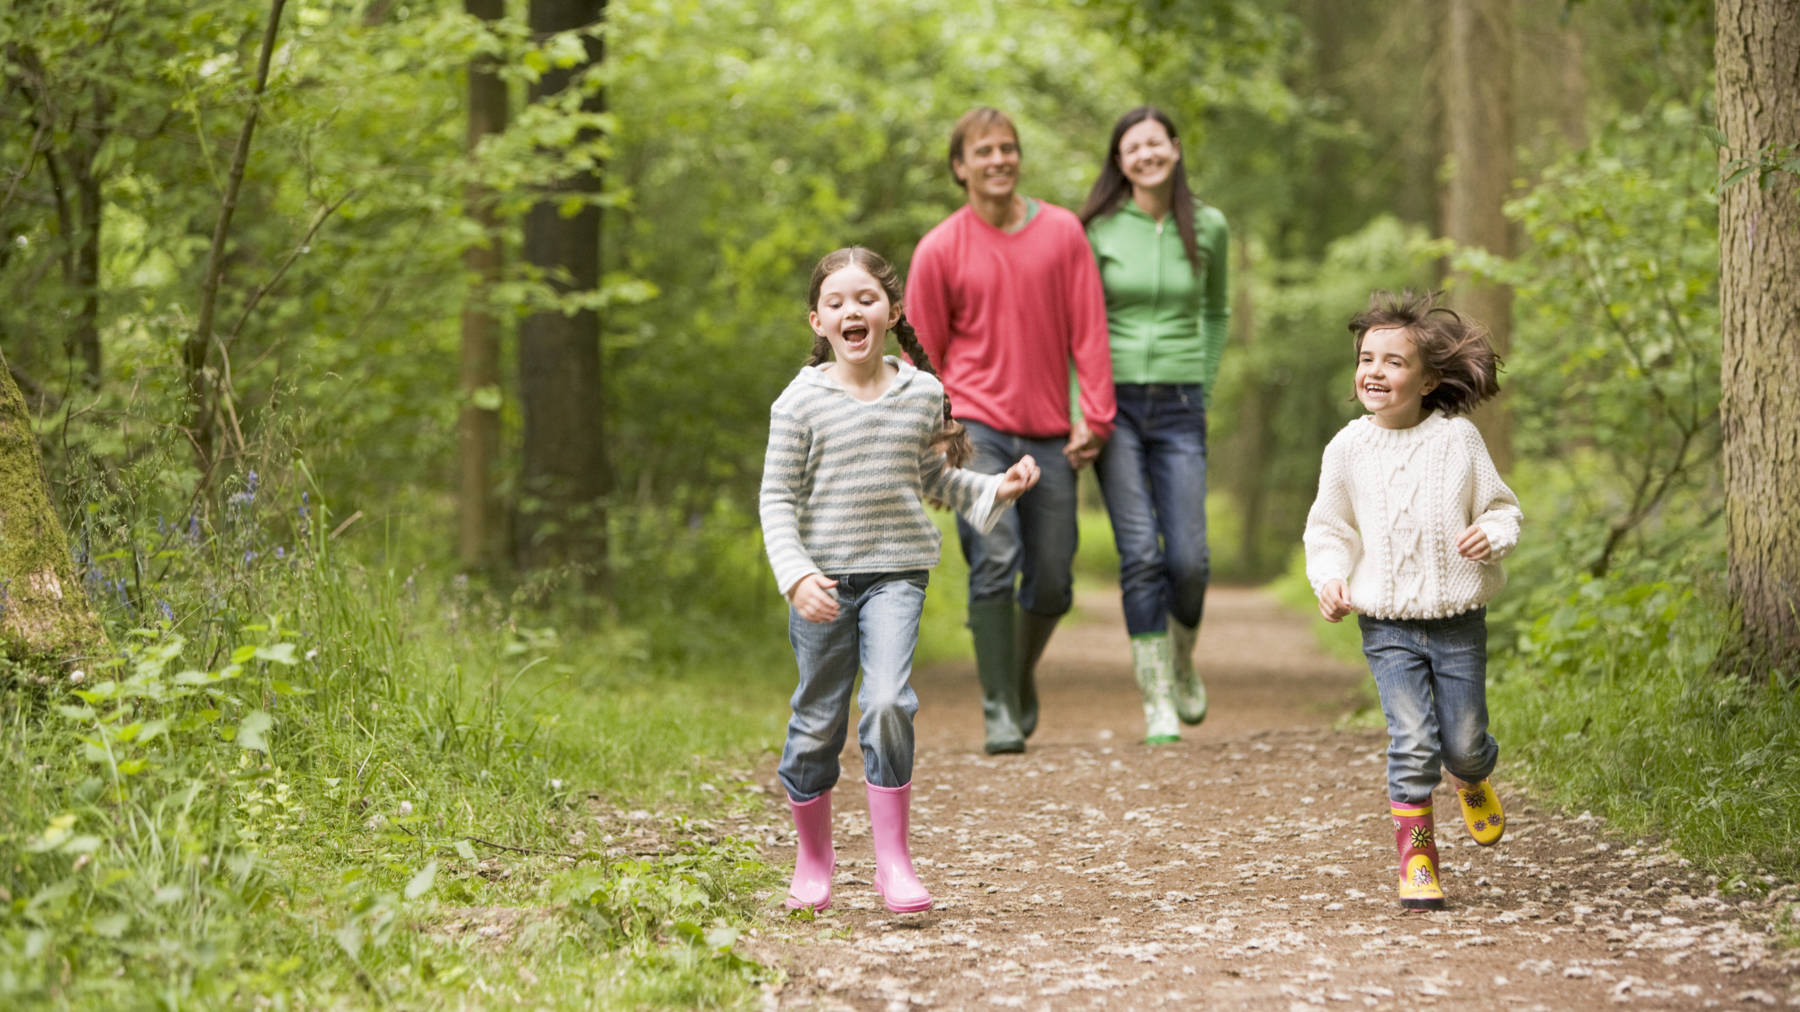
[1117,117,1179,194]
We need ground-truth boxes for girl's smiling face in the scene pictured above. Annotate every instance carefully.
[810,264,899,373]
[1356,325,1437,428]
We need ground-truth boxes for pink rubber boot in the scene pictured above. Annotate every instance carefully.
[865,781,932,913]
[1391,799,1445,911]
[785,790,835,911]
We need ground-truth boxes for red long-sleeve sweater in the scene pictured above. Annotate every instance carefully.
[906,203,1116,442]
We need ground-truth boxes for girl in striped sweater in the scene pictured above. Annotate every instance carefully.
[760,247,1040,913]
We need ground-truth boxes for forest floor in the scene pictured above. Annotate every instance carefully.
[731,585,1800,1011]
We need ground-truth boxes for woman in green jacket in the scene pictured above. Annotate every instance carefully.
[1077,106,1230,745]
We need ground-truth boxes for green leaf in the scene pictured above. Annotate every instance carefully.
[254,643,299,666]
[454,840,477,861]
[236,710,274,752]
[405,861,437,900]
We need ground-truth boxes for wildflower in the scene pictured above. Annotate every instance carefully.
[243,551,257,565]
[158,600,174,624]
[246,470,258,494]
[398,801,413,816]
[69,670,85,684]
[304,648,319,661]
[275,546,285,559]
[551,779,564,790]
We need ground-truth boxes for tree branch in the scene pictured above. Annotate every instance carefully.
[183,0,288,474]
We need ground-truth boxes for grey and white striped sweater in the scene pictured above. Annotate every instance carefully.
[759,358,1006,596]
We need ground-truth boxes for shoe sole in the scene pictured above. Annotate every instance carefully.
[984,740,1025,754]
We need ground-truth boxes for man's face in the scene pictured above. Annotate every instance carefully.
[953,125,1020,203]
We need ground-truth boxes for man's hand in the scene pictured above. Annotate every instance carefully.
[1318,579,1354,623]
[787,573,840,623]
[996,454,1042,503]
[1063,416,1103,471]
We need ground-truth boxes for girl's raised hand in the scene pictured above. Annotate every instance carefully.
[1318,578,1354,623]
[1455,524,1492,561]
[787,573,841,623]
[996,454,1042,502]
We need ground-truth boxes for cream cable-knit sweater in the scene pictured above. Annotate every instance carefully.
[1304,412,1523,620]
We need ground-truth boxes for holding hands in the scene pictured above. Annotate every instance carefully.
[1062,416,1104,471]
[996,453,1042,502]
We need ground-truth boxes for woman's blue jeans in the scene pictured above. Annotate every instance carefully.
[778,571,928,801]
[1096,383,1211,636]
[1358,608,1499,805]
[955,420,1078,616]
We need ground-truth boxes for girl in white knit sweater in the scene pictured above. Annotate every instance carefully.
[1303,289,1523,911]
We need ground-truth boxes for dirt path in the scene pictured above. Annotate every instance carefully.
[740,586,1800,1010]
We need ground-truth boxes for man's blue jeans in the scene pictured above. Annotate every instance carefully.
[1096,383,1212,636]
[779,571,928,801]
[955,420,1078,616]
[1358,608,1499,805]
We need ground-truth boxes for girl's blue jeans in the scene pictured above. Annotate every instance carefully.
[1095,383,1211,636]
[1358,608,1499,805]
[778,570,928,801]
[955,420,1079,616]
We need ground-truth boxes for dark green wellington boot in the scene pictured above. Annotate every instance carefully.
[1014,608,1060,739]
[968,598,1025,754]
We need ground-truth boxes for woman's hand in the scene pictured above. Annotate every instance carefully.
[1455,525,1492,562]
[787,573,840,623]
[996,454,1042,503]
[1318,579,1354,623]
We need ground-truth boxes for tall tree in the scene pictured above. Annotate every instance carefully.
[460,0,509,569]
[0,345,107,670]
[1715,0,1800,664]
[1442,0,1515,470]
[516,0,607,576]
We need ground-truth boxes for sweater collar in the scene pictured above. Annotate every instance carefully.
[801,355,915,397]
[1355,410,1449,443]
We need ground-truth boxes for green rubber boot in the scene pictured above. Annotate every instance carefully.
[1131,633,1181,745]
[1169,617,1208,726]
[1014,608,1059,740]
[968,599,1025,754]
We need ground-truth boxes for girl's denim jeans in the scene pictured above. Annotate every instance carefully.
[1358,607,1499,805]
[1095,383,1211,636]
[778,570,928,801]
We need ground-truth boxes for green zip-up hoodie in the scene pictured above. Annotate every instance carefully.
[1085,199,1231,390]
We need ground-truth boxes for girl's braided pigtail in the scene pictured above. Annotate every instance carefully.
[805,333,832,367]
[894,315,973,469]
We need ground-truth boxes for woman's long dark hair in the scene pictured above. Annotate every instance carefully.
[805,246,973,468]
[1076,106,1205,274]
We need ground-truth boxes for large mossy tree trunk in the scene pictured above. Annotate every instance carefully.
[1716,0,1800,668]
[0,347,108,671]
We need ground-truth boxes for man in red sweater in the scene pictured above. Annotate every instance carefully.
[907,106,1117,755]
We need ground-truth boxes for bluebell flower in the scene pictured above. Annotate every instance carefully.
[158,600,174,623]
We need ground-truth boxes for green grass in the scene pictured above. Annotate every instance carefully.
[1487,576,1800,890]
[0,483,797,1009]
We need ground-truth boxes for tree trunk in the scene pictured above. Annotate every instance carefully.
[516,0,608,578]
[1716,0,1800,665]
[459,0,509,570]
[0,345,108,672]
[1442,0,1514,471]
[1227,237,1269,577]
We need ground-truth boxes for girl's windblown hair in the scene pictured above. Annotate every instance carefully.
[1349,289,1501,417]
[806,247,973,468]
